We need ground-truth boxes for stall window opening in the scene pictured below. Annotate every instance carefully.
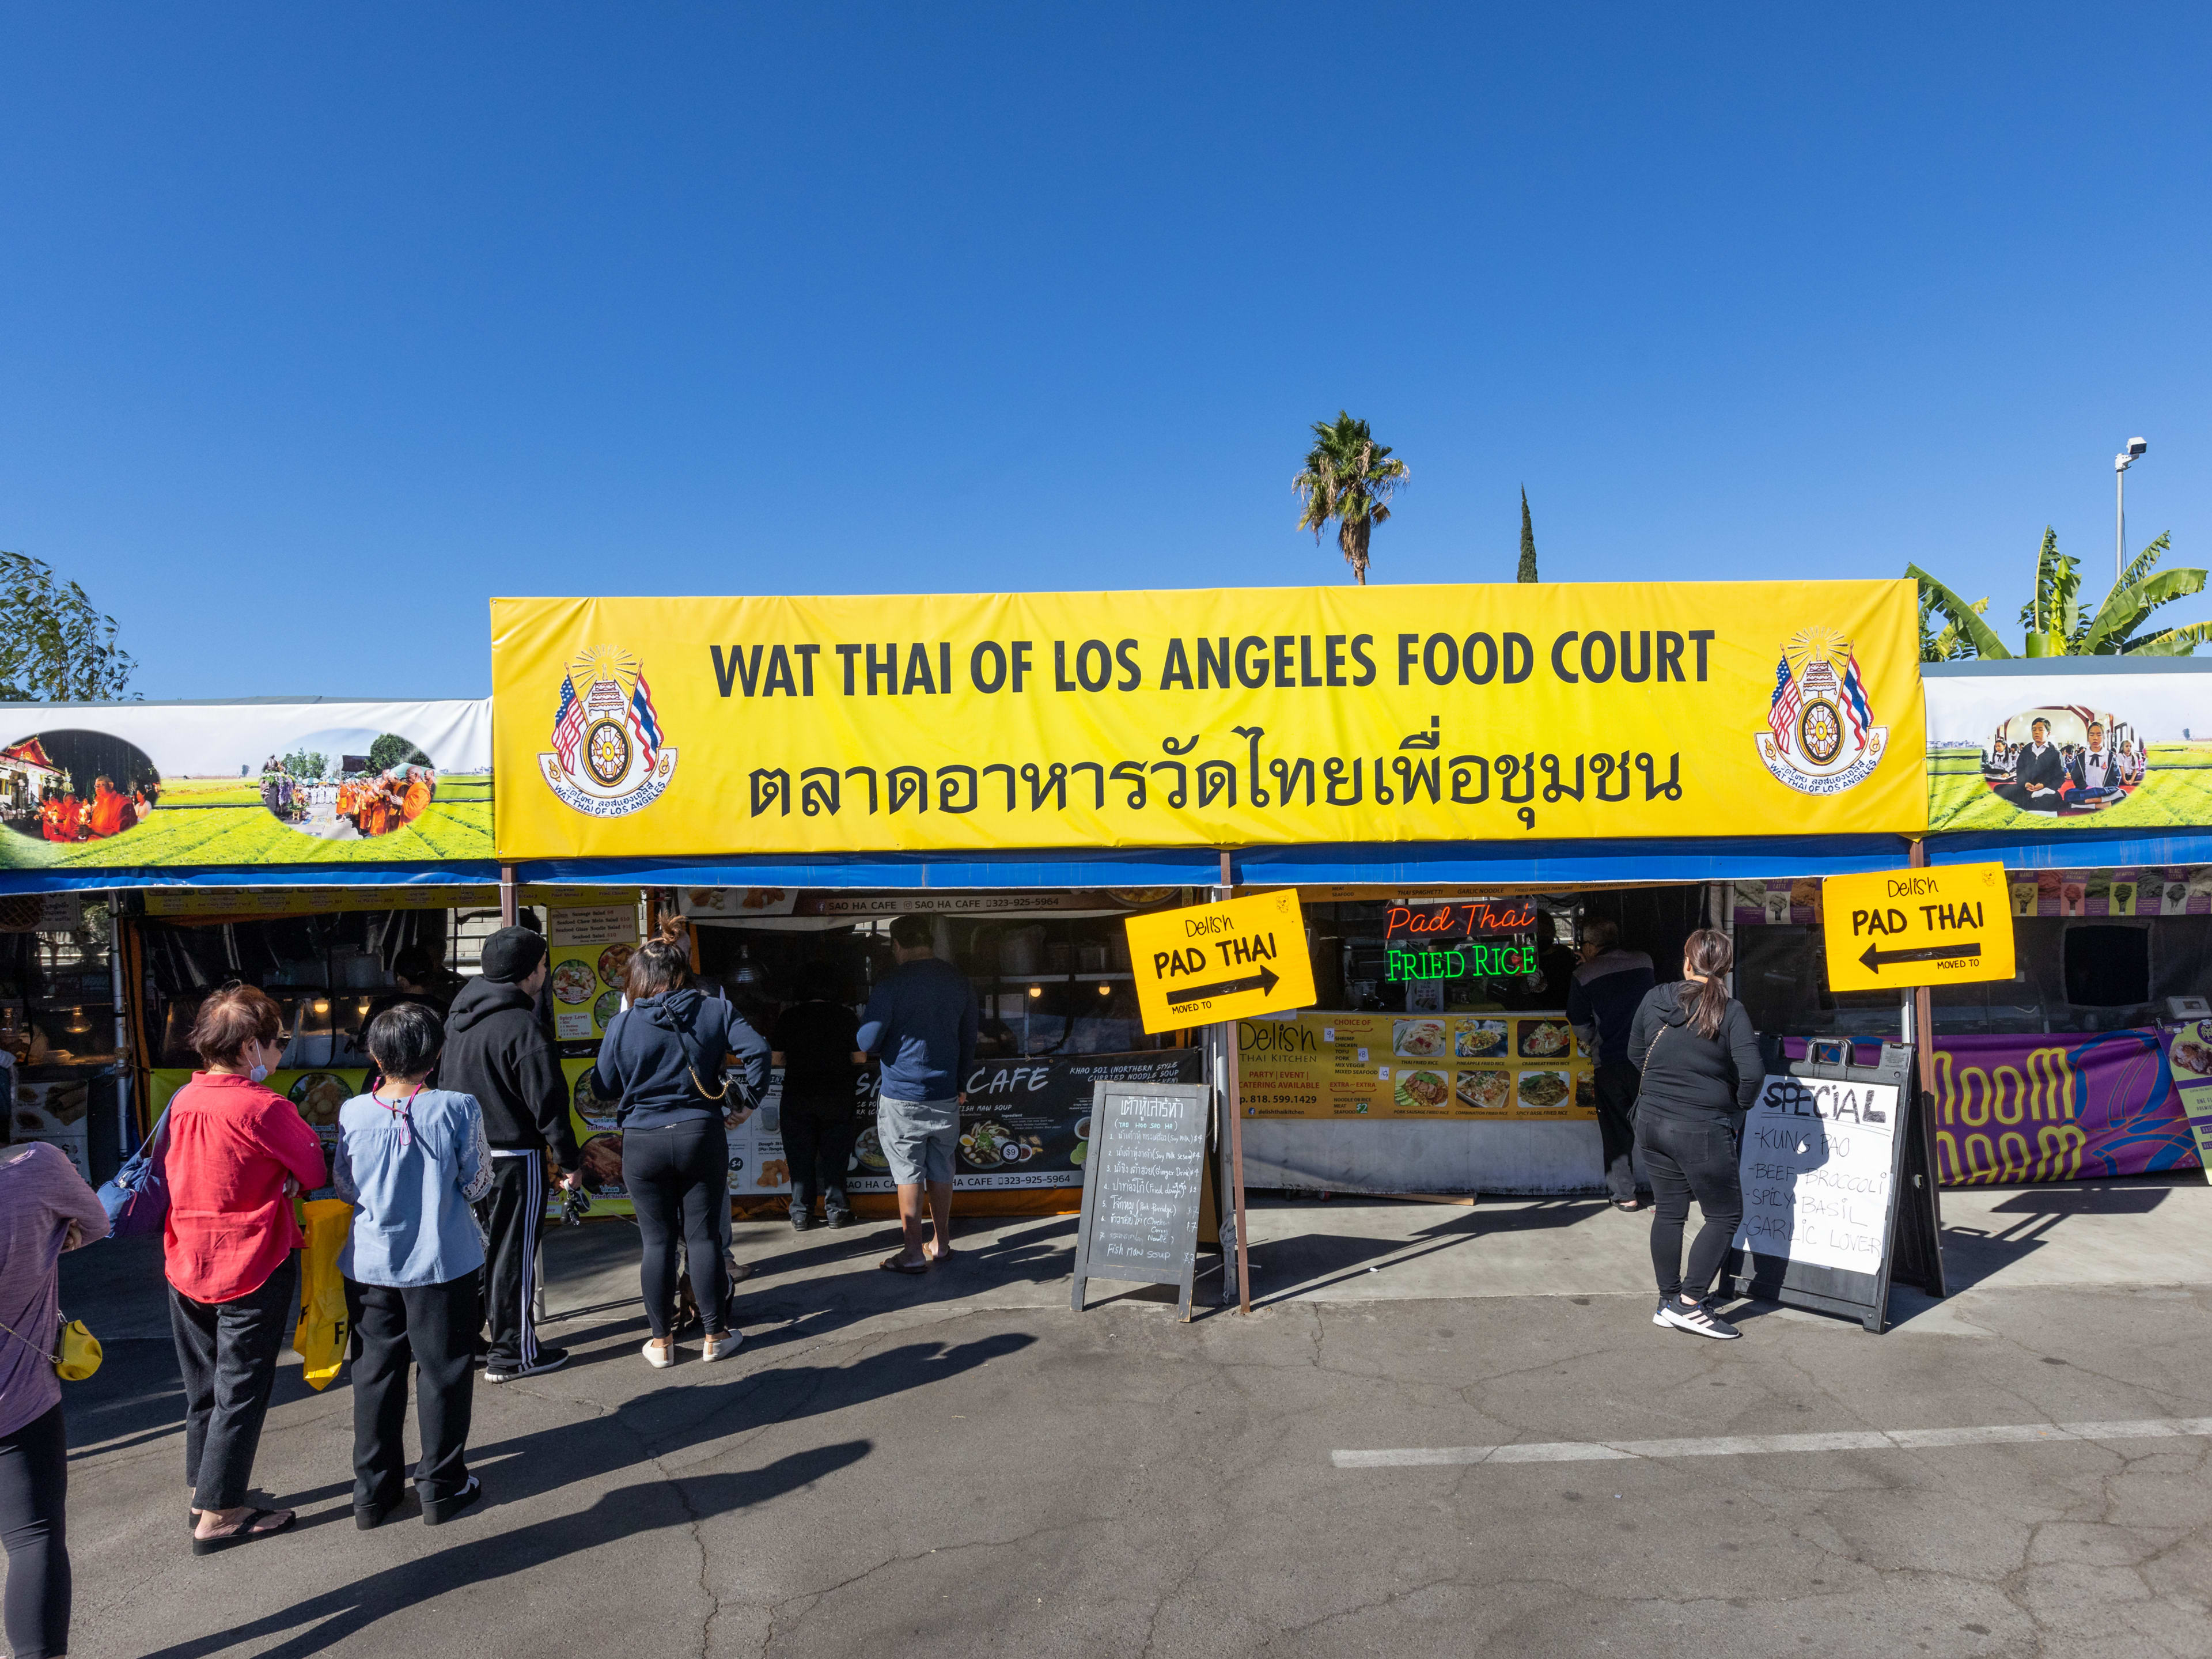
[2065,924,2151,1009]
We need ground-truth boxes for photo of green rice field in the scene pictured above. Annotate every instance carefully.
[0,773,493,869]
[1929,743,2212,832]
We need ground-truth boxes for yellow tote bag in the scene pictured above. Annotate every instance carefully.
[296,1199,354,1392]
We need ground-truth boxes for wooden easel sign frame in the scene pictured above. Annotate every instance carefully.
[1070,1080,1211,1320]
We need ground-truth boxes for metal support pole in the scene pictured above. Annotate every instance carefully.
[110,893,133,1158]
[1218,849,1250,1315]
[2117,457,2126,585]
[499,864,518,927]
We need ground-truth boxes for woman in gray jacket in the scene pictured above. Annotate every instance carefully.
[1626,928,1764,1340]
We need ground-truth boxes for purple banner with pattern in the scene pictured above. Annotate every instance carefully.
[1789,1029,2201,1185]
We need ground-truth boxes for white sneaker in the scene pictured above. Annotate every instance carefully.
[700,1330,744,1364]
[1658,1299,1742,1340]
[642,1337,676,1369]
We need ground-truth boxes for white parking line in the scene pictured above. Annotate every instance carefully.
[1331,1416,2212,1468]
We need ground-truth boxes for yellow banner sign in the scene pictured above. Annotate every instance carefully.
[1237,1012,1596,1120]
[1821,860,2016,993]
[490,582,1926,859]
[1124,889,1316,1031]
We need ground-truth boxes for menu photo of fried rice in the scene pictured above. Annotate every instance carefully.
[1392,1019,1449,1060]
[1454,1068,1510,1111]
[1516,1020,1571,1059]
[1393,1069,1451,1111]
[1517,1070,1571,1110]
[1454,1020,1508,1059]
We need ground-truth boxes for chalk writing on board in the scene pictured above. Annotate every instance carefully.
[1732,1075,1899,1272]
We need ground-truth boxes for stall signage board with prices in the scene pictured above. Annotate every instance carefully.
[1724,1045,1944,1334]
[1070,1081,1211,1320]
[1123,889,1316,1032]
[546,903,640,1043]
[1820,861,2014,993]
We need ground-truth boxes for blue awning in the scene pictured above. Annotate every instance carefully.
[0,862,502,895]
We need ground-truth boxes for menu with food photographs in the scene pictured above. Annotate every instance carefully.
[546,903,639,1043]
[2168,1020,2212,1185]
[1236,1012,1596,1121]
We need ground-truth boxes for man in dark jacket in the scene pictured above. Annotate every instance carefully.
[1566,919,1657,1210]
[442,926,582,1382]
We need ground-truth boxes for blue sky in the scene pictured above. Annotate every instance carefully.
[4,6,2208,700]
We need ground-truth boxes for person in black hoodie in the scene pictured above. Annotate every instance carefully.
[1627,927,1764,1341]
[594,919,770,1371]
[441,926,582,1383]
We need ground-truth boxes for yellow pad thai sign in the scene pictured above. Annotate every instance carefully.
[1124,889,1316,1031]
[1821,860,2016,993]
[490,581,1926,858]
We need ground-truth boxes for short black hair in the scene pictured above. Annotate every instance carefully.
[889,914,933,949]
[366,1001,443,1080]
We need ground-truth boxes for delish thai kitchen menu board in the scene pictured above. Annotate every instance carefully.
[1235,1012,1596,1121]
[1071,1080,1211,1317]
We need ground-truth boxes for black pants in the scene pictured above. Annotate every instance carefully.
[624,1120,730,1339]
[0,1403,67,1659]
[346,1274,480,1510]
[1637,1115,1744,1304]
[169,1255,298,1511]
[782,1094,857,1216]
[1593,1061,1640,1204]
[475,1150,547,1369]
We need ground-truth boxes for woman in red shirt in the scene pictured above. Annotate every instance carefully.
[164,984,327,1554]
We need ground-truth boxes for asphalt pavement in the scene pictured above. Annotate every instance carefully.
[55,1178,2212,1658]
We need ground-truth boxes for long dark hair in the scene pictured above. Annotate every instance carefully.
[1676,928,1734,1040]
[626,915,694,1002]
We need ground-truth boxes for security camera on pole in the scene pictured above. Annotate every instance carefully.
[2117,436,2148,582]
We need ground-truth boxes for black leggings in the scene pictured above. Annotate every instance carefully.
[1638,1114,1744,1304]
[0,1402,68,1659]
[623,1120,730,1339]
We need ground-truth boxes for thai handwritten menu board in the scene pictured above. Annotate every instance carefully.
[1070,1080,1211,1319]
[1234,1011,1596,1122]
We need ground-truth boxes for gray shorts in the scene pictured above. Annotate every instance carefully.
[878,1096,959,1186]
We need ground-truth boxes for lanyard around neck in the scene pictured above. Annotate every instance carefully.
[374,1082,426,1149]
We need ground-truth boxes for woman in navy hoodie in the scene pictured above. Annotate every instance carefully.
[594,919,770,1369]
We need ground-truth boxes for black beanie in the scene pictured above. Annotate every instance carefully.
[480,926,548,984]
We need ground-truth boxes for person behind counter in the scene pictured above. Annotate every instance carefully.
[858,914,978,1276]
[164,984,329,1551]
[0,1141,109,1657]
[334,1003,493,1529]
[774,964,867,1232]
[1566,918,1655,1212]
[596,918,771,1370]
[1626,928,1763,1341]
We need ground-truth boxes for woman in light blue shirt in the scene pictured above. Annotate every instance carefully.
[333,1002,493,1529]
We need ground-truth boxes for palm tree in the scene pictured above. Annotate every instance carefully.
[1293,412,1408,585]
[1909,527,2212,660]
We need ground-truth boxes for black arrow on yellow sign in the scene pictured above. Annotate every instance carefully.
[1858,941,1982,975]
[1166,964,1281,1010]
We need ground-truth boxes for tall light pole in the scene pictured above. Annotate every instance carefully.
[2116,436,2148,582]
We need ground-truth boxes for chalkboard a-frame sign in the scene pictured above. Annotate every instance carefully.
[1724,1043,1945,1335]
[1070,1080,1211,1320]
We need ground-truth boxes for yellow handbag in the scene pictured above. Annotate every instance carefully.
[0,1309,100,1382]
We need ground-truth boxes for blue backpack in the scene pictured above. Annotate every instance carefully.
[96,1107,172,1239]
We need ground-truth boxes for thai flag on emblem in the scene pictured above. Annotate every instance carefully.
[627,673,664,768]
[1767,657,1800,753]
[551,678,586,770]
[1840,654,1873,744]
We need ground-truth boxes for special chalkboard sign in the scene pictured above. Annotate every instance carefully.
[1070,1080,1211,1320]
[1723,1042,1944,1334]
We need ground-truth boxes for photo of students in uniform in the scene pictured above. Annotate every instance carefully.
[1985,706,2142,817]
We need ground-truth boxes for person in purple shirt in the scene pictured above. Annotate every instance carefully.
[0,1141,109,1659]
[858,915,978,1275]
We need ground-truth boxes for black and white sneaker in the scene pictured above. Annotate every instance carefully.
[1658,1300,1741,1340]
[1651,1300,1672,1329]
[484,1346,570,1383]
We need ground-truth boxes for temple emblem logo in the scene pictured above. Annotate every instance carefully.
[1755,626,1887,796]
[540,646,677,816]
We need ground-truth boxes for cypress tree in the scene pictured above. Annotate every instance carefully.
[1517,487,1538,582]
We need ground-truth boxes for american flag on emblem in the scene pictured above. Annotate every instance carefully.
[626,672,664,768]
[1839,654,1873,744]
[551,677,586,771]
[1767,656,1800,753]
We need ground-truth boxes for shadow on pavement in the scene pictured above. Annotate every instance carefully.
[134,1441,873,1659]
